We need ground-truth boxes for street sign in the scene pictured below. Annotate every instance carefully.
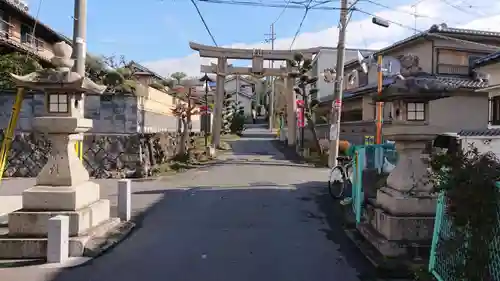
[333,99,342,109]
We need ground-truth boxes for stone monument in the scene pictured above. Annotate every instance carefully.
[358,73,454,258]
[0,42,119,258]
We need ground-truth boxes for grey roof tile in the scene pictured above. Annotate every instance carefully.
[474,51,500,68]
[459,129,500,137]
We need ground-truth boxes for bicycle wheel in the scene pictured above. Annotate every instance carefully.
[328,165,347,199]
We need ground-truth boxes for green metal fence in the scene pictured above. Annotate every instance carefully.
[428,183,500,281]
[349,143,397,224]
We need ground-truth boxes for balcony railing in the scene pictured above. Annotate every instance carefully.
[437,64,469,75]
[0,18,46,56]
[20,33,44,51]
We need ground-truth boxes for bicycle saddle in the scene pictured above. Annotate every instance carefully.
[337,156,351,162]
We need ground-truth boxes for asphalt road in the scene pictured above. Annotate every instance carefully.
[47,126,377,281]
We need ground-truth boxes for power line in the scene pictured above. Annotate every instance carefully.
[353,7,500,51]
[198,0,342,11]
[25,0,44,64]
[189,0,218,46]
[289,0,314,49]
[363,0,456,24]
[271,0,292,25]
[439,0,488,17]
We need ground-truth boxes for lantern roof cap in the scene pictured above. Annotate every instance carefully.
[10,41,106,94]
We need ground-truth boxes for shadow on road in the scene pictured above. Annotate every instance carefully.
[48,180,377,281]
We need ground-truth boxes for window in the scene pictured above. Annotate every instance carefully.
[490,96,500,125]
[437,49,490,75]
[0,10,7,35]
[100,95,113,102]
[341,109,363,122]
[48,94,68,113]
[406,102,425,121]
[358,71,368,87]
[20,24,32,44]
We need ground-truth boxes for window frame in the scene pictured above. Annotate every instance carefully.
[491,96,500,126]
[406,102,425,121]
[47,93,69,113]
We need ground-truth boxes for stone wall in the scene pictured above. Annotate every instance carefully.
[0,91,201,134]
[2,131,198,179]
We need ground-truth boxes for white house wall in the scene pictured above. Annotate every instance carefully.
[313,49,370,100]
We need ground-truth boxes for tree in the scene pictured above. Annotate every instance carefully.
[84,54,139,94]
[85,54,108,83]
[0,52,43,89]
[221,91,232,134]
[229,99,245,135]
[288,53,322,154]
[170,72,187,85]
[170,88,199,156]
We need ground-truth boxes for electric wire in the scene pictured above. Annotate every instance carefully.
[363,0,459,24]
[271,0,292,25]
[353,7,500,51]
[189,0,218,46]
[289,0,314,49]
[24,0,44,64]
[439,0,487,17]
[198,0,342,10]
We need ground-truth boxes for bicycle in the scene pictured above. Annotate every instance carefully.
[328,155,355,200]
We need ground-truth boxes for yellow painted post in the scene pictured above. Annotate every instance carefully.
[74,140,82,161]
[376,55,384,144]
[0,88,24,183]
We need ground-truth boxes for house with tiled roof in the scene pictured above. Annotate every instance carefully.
[473,51,500,131]
[0,0,73,63]
[313,23,500,145]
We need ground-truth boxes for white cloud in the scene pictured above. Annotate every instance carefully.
[142,0,500,78]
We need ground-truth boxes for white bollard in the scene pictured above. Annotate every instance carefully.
[47,215,69,263]
[118,179,131,221]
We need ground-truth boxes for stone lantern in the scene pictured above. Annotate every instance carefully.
[359,74,456,258]
[1,42,116,258]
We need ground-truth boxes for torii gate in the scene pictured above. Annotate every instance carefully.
[189,42,320,148]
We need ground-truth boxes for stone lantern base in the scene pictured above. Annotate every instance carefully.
[0,122,119,259]
[357,123,439,259]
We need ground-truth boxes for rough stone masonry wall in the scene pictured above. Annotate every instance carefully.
[2,131,199,179]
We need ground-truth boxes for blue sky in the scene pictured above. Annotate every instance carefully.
[27,0,353,61]
[25,0,499,76]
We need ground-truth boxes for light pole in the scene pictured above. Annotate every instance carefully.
[200,73,213,148]
[372,17,390,144]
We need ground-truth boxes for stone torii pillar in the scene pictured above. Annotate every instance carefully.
[285,60,296,146]
[212,57,226,148]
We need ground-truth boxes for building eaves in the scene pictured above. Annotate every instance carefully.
[319,74,487,103]
[2,0,70,44]
[371,24,500,57]
[474,51,500,68]
[434,75,488,89]
[459,129,500,137]
[128,61,168,81]
[225,75,255,85]
[227,89,253,99]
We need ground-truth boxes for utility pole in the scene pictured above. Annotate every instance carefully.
[265,23,276,130]
[72,0,87,76]
[72,0,87,162]
[235,75,239,105]
[328,0,349,168]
